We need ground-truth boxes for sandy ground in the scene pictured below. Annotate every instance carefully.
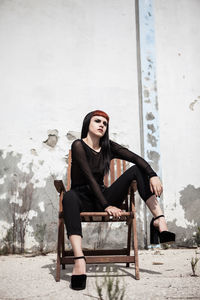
[0,249,200,300]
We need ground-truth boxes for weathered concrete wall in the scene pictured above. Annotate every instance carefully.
[0,0,199,254]
[0,0,142,253]
[154,0,200,246]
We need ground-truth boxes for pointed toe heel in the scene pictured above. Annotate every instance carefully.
[70,256,87,290]
[150,215,176,245]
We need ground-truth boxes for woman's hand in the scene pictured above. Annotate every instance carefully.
[105,206,122,218]
[149,176,163,197]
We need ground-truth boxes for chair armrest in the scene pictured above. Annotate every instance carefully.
[54,180,66,194]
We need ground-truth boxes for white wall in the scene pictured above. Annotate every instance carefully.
[0,0,141,252]
[155,0,200,240]
[0,0,199,252]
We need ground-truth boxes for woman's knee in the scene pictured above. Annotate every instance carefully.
[62,190,79,207]
[128,165,148,179]
[126,165,141,179]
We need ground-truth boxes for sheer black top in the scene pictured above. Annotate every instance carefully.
[71,139,157,209]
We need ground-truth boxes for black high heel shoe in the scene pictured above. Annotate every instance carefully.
[150,214,176,244]
[70,256,87,290]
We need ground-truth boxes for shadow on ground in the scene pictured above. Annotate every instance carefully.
[42,259,161,283]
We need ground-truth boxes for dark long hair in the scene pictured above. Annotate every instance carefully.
[81,111,111,175]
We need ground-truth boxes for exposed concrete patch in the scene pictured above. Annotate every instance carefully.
[66,131,80,141]
[0,192,6,200]
[147,123,156,133]
[43,129,58,148]
[30,149,38,156]
[147,150,160,172]
[155,95,158,110]
[144,89,149,98]
[179,184,200,224]
[167,219,197,247]
[0,175,6,185]
[0,149,62,253]
[146,112,155,120]
[38,201,45,212]
[189,99,200,111]
[147,133,157,147]
[0,220,11,240]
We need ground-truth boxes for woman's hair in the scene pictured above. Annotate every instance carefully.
[81,110,111,175]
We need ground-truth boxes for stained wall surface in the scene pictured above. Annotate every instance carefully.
[0,0,199,253]
[0,0,142,253]
[154,0,200,246]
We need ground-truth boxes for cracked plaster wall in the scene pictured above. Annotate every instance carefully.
[0,0,143,253]
[0,0,199,253]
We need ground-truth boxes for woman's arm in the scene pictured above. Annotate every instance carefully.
[71,140,109,209]
[110,140,157,178]
[110,140,163,197]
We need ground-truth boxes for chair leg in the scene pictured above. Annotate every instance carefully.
[56,252,61,282]
[61,220,65,269]
[56,220,62,282]
[132,213,140,280]
[126,223,132,267]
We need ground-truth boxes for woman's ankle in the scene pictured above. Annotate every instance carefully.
[153,217,168,232]
[72,259,86,275]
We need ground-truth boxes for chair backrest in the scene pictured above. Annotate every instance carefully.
[66,150,128,191]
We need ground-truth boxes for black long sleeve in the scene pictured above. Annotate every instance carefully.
[70,139,157,210]
[71,140,109,209]
[110,140,157,178]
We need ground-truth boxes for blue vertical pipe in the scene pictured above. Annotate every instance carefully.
[135,0,163,246]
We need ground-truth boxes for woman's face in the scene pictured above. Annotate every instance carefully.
[88,115,108,138]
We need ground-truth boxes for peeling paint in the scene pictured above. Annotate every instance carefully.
[38,201,45,212]
[0,175,6,185]
[147,133,157,147]
[9,195,23,207]
[144,89,149,98]
[30,149,38,156]
[0,221,11,240]
[167,219,197,247]
[0,148,65,253]
[189,99,200,111]
[66,131,80,141]
[146,112,155,120]
[0,193,7,200]
[147,150,160,172]
[43,129,58,148]
[179,184,200,224]
[147,124,156,133]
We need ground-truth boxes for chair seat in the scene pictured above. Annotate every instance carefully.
[59,211,134,223]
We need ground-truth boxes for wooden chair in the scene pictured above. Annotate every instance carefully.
[54,150,140,281]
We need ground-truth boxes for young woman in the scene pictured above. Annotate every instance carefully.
[62,110,175,290]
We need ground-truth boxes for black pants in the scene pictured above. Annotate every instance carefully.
[62,165,154,238]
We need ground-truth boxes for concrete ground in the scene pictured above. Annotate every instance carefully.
[0,249,200,300]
